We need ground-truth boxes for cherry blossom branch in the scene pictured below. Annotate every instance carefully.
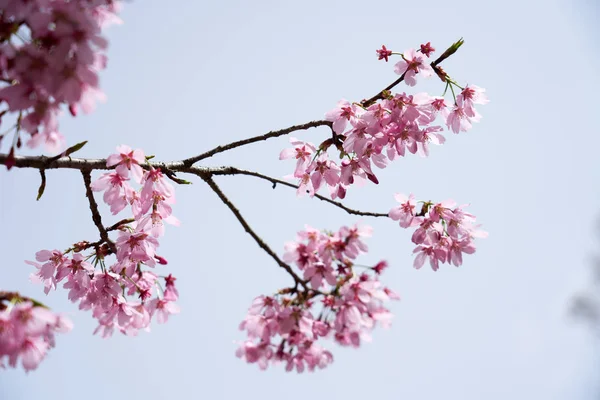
[81,170,116,254]
[205,166,389,218]
[0,25,489,373]
[179,40,464,167]
[198,173,307,289]
[361,38,464,107]
[180,120,333,167]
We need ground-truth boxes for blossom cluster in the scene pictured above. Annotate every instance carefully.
[26,145,179,344]
[389,194,487,270]
[0,0,122,166]
[279,43,488,200]
[236,224,399,372]
[0,293,72,372]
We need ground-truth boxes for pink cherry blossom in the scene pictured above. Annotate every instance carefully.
[446,103,480,134]
[394,48,434,86]
[279,137,317,178]
[419,42,435,57]
[0,296,72,372]
[457,85,489,118]
[389,193,421,228]
[325,99,357,134]
[106,145,146,183]
[376,45,393,62]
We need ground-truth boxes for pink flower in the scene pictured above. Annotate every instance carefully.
[308,154,340,196]
[416,125,445,157]
[394,49,434,86]
[279,137,317,178]
[0,299,72,372]
[148,299,180,324]
[419,42,435,57]
[0,1,121,155]
[25,249,66,294]
[457,85,489,118]
[91,171,131,215]
[446,103,480,134]
[106,145,146,183]
[413,235,446,271]
[376,45,393,62]
[304,262,337,289]
[325,99,357,134]
[115,230,159,266]
[388,193,421,228]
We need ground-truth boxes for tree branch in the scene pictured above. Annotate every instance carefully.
[0,154,109,170]
[198,173,307,288]
[180,120,332,167]
[81,170,116,254]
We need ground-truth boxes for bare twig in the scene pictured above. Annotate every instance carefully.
[81,170,116,254]
[180,120,332,166]
[204,166,389,218]
[198,173,307,288]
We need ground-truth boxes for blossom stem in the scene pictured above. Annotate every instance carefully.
[81,170,116,254]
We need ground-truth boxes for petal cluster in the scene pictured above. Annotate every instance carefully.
[280,44,488,200]
[26,145,180,346]
[389,194,487,270]
[237,225,398,372]
[0,295,72,372]
[0,0,121,161]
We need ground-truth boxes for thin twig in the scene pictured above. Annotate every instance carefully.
[81,170,116,254]
[180,120,332,166]
[204,166,389,218]
[198,173,307,288]
[361,71,407,108]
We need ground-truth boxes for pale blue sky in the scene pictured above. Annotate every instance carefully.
[1,0,599,399]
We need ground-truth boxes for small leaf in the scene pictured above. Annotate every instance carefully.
[36,169,46,201]
[47,141,89,164]
[170,177,192,185]
[63,140,88,156]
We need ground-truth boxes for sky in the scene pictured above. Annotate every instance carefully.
[1,0,599,399]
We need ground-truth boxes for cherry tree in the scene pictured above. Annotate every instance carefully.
[0,1,488,372]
